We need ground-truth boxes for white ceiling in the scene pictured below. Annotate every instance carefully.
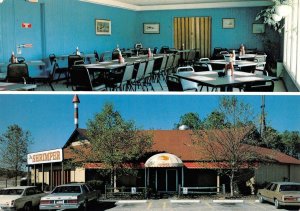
[80,0,273,11]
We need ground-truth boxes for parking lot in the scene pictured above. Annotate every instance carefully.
[86,199,300,211]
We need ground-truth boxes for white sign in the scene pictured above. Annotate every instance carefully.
[131,187,136,194]
[27,149,63,165]
[183,187,188,195]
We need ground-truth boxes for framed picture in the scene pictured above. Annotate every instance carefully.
[253,23,265,34]
[222,18,235,29]
[143,23,160,34]
[95,19,111,35]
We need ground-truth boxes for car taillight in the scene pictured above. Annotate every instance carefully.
[10,200,15,206]
[283,196,297,201]
[66,199,78,204]
[40,200,51,204]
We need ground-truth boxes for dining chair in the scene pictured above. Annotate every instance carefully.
[159,46,170,54]
[32,62,61,91]
[165,54,175,76]
[49,54,68,82]
[184,49,196,65]
[243,80,274,92]
[152,55,167,90]
[70,65,106,91]
[132,61,147,91]
[166,75,184,91]
[176,66,198,91]
[106,64,134,91]
[142,59,155,91]
[6,63,32,84]
[68,55,84,85]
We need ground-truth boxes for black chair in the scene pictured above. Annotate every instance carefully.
[106,64,135,91]
[243,80,275,92]
[153,47,158,54]
[70,65,106,91]
[32,62,62,91]
[49,54,68,82]
[6,63,32,84]
[166,75,183,91]
[112,49,120,60]
[68,55,84,84]
[160,46,170,54]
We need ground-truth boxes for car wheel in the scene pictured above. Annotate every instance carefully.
[259,195,265,203]
[274,199,281,209]
[23,202,32,211]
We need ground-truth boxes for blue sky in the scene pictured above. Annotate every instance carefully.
[0,94,299,153]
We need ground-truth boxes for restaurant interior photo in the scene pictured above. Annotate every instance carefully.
[0,0,299,92]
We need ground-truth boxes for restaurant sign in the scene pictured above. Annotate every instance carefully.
[27,149,63,165]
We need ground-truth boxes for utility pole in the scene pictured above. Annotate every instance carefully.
[260,95,266,136]
[72,95,80,129]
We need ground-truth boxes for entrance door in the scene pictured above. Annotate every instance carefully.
[167,169,177,192]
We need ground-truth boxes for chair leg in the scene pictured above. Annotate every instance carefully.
[49,82,55,91]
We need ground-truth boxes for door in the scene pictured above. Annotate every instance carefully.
[167,169,177,192]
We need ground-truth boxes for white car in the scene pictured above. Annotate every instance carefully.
[39,183,99,210]
[0,186,46,211]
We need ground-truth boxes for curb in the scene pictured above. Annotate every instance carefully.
[170,200,200,203]
[213,199,244,203]
[116,200,148,204]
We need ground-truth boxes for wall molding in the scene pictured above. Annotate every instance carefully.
[80,0,273,11]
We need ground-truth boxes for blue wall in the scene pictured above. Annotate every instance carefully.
[0,0,137,62]
[0,0,273,63]
[136,7,268,51]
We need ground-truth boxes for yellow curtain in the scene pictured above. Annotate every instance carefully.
[174,17,211,58]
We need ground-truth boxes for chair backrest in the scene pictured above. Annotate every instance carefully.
[112,49,120,60]
[220,51,229,55]
[144,59,155,78]
[70,65,93,91]
[187,50,196,61]
[6,63,29,83]
[160,46,170,54]
[194,63,211,72]
[160,55,168,71]
[74,60,84,65]
[176,66,195,73]
[166,75,183,91]
[68,55,83,69]
[135,61,147,81]
[166,54,174,69]
[199,58,210,63]
[49,54,56,65]
[172,54,180,69]
[254,55,267,62]
[153,47,158,54]
[122,64,134,82]
[244,80,274,92]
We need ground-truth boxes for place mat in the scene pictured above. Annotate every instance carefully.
[188,76,215,81]
[235,76,264,82]
[192,71,217,76]
[234,71,254,76]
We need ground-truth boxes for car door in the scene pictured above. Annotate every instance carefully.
[269,183,278,201]
[262,183,274,202]
[32,187,44,206]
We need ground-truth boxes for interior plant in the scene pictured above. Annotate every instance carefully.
[255,0,292,33]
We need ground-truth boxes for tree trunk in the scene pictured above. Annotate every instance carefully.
[230,171,234,197]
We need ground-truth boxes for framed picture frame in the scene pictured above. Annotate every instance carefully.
[252,23,265,34]
[95,19,111,35]
[222,18,235,29]
[143,23,160,34]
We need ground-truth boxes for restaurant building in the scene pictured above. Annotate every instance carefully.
[28,127,300,193]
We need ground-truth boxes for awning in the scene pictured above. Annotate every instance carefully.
[184,162,259,169]
[145,153,183,168]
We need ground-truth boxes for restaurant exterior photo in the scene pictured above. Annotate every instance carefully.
[24,94,300,197]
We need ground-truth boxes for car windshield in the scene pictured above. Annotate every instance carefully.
[0,189,24,195]
[52,186,81,194]
[279,185,300,192]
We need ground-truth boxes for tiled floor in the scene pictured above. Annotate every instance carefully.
[34,78,287,92]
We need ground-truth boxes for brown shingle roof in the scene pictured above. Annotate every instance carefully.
[63,129,300,165]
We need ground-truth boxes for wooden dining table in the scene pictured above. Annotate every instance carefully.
[175,70,277,92]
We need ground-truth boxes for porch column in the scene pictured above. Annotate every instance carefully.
[155,169,157,191]
[50,163,53,190]
[181,167,184,187]
[34,165,36,186]
[217,173,220,193]
[61,162,64,184]
[144,168,147,188]
[42,164,44,191]
[166,169,168,192]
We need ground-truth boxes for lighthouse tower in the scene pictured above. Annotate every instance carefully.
[72,95,80,129]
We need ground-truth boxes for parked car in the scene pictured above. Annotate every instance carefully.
[257,182,300,209]
[0,186,46,211]
[39,183,99,210]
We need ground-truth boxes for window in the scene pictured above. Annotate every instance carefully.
[283,0,300,88]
